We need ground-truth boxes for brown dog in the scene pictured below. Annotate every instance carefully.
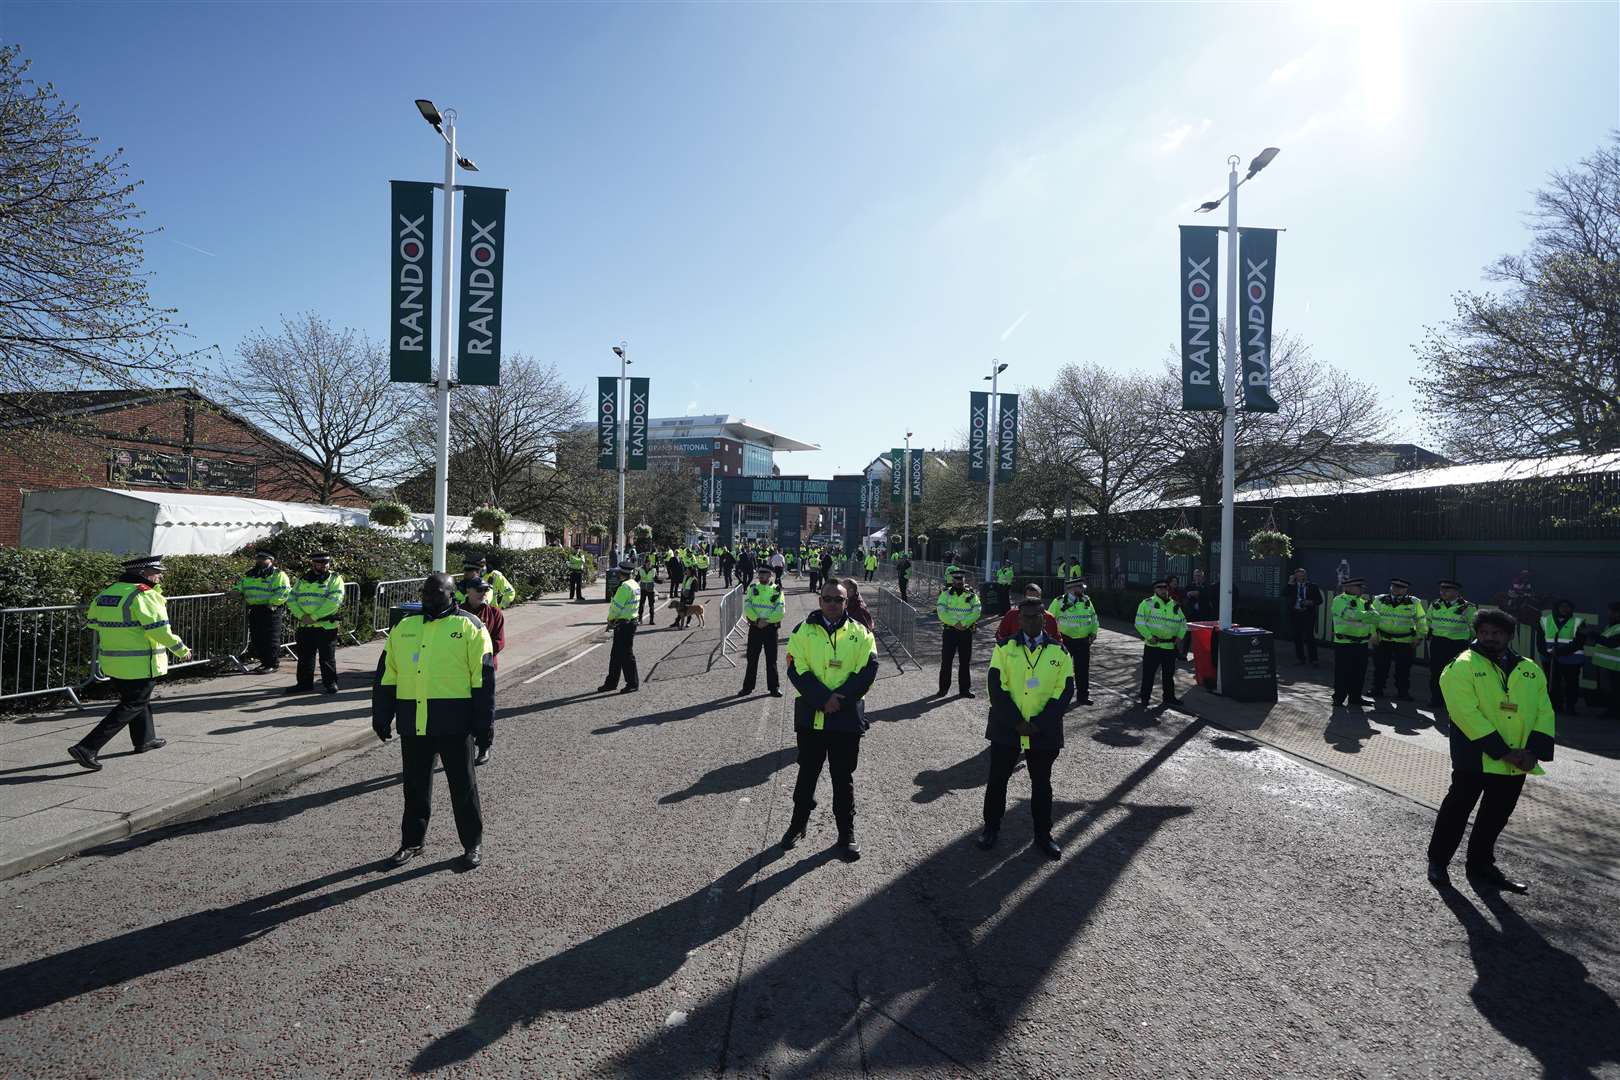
[664,598,706,628]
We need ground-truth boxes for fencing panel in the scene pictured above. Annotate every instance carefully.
[162,593,249,674]
[873,586,920,668]
[0,605,92,705]
[373,578,429,635]
[717,583,746,668]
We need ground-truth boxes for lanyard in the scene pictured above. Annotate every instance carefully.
[1020,643,1047,670]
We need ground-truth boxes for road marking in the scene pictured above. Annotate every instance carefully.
[521,643,603,684]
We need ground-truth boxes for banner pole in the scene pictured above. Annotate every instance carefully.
[984,360,997,582]
[1219,157,1239,629]
[616,347,627,561]
[432,113,458,574]
[902,435,912,557]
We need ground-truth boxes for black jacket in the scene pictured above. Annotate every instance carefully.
[985,634,1073,751]
[785,611,879,735]
[1284,580,1323,613]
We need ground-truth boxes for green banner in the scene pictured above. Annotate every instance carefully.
[910,446,924,503]
[627,377,649,470]
[389,181,434,383]
[968,391,989,481]
[1241,228,1281,413]
[1179,225,1222,410]
[889,448,905,503]
[597,377,618,469]
[996,394,1018,479]
[457,186,506,386]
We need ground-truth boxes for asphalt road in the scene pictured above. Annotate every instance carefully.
[2,581,1617,1078]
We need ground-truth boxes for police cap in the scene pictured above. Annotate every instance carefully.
[1438,579,1461,590]
[1152,578,1169,587]
[462,560,483,571]
[1342,577,1365,587]
[254,549,275,559]
[1389,577,1411,589]
[309,552,333,562]
[461,576,489,592]
[123,555,166,573]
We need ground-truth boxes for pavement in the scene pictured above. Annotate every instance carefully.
[0,587,614,882]
[0,575,1616,1077]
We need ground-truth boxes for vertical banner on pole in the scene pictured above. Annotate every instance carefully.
[457,186,506,385]
[910,447,924,503]
[996,394,1018,479]
[1179,225,1223,410]
[627,378,649,470]
[968,391,990,480]
[596,377,618,469]
[1240,228,1281,413]
[889,448,905,503]
[389,181,434,383]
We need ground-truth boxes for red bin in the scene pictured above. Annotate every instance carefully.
[1187,620,1219,690]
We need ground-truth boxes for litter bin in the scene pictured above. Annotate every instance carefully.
[603,567,625,603]
[389,601,422,631]
[1187,620,1219,690]
[1215,626,1278,702]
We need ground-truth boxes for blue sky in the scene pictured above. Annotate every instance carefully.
[7,1,1617,475]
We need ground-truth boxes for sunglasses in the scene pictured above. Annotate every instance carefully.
[820,595,846,604]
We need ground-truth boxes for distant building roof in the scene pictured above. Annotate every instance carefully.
[1211,449,1620,506]
[572,413,818,452]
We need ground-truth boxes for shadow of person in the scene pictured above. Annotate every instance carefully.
[1325,708,1376,754]
[0,857,454,1021]
[660,748,791,804]
[412,846,836,1073]
[912,747,998,804]
[1438,888,1620,1078]
[865,697,951,724]
[592,694,753,735]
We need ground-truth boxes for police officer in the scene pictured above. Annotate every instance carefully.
[1426,608,1554,892]
[1591,601,1620,717]
[636,556,660,624]
[566,548,586,601]
[1425,580,1475,710]
[599,556,641,694]
[807,547,823,594]
[1330,578,1376,708]
[719,545,735,589]
[895,551,912,602]
[980,598,1074,858]
[373,572,494,870]
[459,556,515,608]
[696,547,711,590]
[936,568,982,697]
[738,563,785,697]
[1370,578,1427,700]
[782,581,880,860]
[1049,576,1098,705]
[1135,578,1187,706]
[285,553,345,695]
[863,550,878,582]
[233,549,289,673]
[994,559,1015,613]
[69,556,191,771]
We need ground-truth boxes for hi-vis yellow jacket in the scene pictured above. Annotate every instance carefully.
[1439,648,1555,776]
[86,581,190,679]
[373,607,495,737]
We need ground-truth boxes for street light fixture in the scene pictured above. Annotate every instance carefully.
[415,98,443,129]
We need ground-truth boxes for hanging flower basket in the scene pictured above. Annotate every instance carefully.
[633,523,654,544]
[1248,528,1293,560]
[1160,527,1203,557]
[368,500,410,528]
[586,522,607,540]
[470,505,510,535]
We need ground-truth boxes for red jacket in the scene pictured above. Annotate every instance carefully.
[995,607,1060,644]
[465,603,506,668]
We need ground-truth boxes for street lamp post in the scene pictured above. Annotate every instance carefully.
[902,431,913,558]
[983,360,1008,582]
[611,344,630,561]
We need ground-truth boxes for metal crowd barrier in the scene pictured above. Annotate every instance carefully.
[373,577,429,635]
[872,586,920,668]
[0,604,93,706]
[717,583,746,668]
[161,592,251,675]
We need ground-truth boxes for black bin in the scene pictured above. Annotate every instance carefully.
[604,568,624,602]
[1215,626,1279,702]
[389,601,422,631]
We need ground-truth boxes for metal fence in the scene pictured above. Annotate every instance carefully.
[717,583,746,668]
[372,578,428,635]
[161,593,251,675]
[872,586,920,668]
[0,604,93,706]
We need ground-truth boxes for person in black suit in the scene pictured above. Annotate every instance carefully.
[1285,567,1324,665]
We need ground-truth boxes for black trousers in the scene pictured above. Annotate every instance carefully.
[742,624,779,692]
[293,626,338,689]
[1428,637,1467,705]
[668,570,683,599]
[1603,669,1620,716]
[791,728,862,822]
[808,569,822,592]
[78,677,157,753]
[864,568,875,581]
[772,567,784,586]
[604,620,639,689]
[1544,659,1581,711]
[399,732,483,850]
[898,575,909,602]
[1062,636,1092,698]
[247,605,282,668]
[638,587,658,622]
[939,626,974,693]
[1372,639,1416,695]
[1289,608,1318,663]
[1333,641,1370,703]
[568,570,583,600]
[1427,769,1526,868]
[996,584,1011,613]
[984,741,1060,838]
[1139,646,1176,702]
[722,566,733,588]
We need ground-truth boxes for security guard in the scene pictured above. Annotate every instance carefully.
[285,552,345,695]
[1330,578,1376,707]
[636,556,660,624]
[69,556,191,771]
[738,563,785,697]
[372,572,494,871]
[719,545,735,589]
[460,556,515,608]
[936,568,983,697]
[1537,600,1586,714]
[1425,580,1475,709]
[598,556,641,693]
[1370,578,1427,700]
[233,549,290,673]
[995,560,1015,613]
[980,598,1074,858]
[863,550,878,582]
[1426,608,1554,892]
[695,547,711,590]
[1049,576,1098,705]
[782,581,880,860]
[1135,578,1187,706]
[566,548,586,601]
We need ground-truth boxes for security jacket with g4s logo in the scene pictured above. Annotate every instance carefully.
[1438,647,1555,776]
[785,611,879,734]
[373,606,495,739]
[987,633,1075,751]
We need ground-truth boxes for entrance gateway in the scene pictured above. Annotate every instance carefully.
[717,475,868,553]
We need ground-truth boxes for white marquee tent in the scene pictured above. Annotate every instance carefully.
[20,488,547,556]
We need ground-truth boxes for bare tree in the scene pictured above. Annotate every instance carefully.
[224,314,408,502]
[1413,135,1620,460]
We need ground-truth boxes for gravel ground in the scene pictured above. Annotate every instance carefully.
[1,583,1616,1079]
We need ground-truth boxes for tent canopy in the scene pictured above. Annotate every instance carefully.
[20,488,547,556]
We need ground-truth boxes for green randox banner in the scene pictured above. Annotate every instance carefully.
[627,377,649,470]
[889,448,905,503]
[996,394,1018,479]
[1241,227,1281,413]
[1179,225,1222,410]
[909,446,924,503]
[597,377,618,469]
[389,181,434,383]
[968,391,990,481]
[457,186,506,386]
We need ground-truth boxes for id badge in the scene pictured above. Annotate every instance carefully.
[1498,701,1519,713]
[828,659,843,669]
[1025,676,1041,689]
[411,651,422,665]
[814,712,826,730]
[1019,734,1031,750]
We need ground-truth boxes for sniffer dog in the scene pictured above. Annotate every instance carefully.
[665,598,706,628]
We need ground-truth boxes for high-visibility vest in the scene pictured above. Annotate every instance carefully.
[86,581,188,679]
[937,587,981,629]
[379,610,493,736]
[1331,594,1376,642]
[1067,564,1085,582]
[745,583,784,625]
[864,555,878,571]
[1439,649,1554,776]
[1372,594,1427,639]
[1049,595,1098,639]
[567,553,585,571]
[1135,596,1186,649]
[1588,623,1620,672]
[697,553,710,569]
[609,580,640,621]
[288,573,346,630]
[1540,613,1583,646]
[637,566,658,586]
[996,566,1014,585]
[989,636,1074,748]
[787,617,876,730]
[483,569,516,608]
[233,568,290,607]
[1428,599,1475,641]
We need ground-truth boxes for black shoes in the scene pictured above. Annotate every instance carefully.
[768,689,783,697]
[620,685,639,694]
[474,747,491,767]
[1347,696,1371,706]
[1331,697,1344,708]
[67,744,101,771]
[959,690,976,699]
[322,684,339,695]
[780,819,808,850]
[1466,863,1528,893]
[389,845,423,867]
[1164,696,1181,707]
[461,845,482,870]
[597,682,616,693]
[1426,860,1450,887]
[1032,836,1062,860]
[737,688,753,697]
[837,827,862,862]
[134,738,167,753]
[977,825,999,850]
[1078,696,1093,706]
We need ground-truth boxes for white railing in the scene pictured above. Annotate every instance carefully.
[717,583,747,668]
[0,604,92,705]
[872,586,920,668]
